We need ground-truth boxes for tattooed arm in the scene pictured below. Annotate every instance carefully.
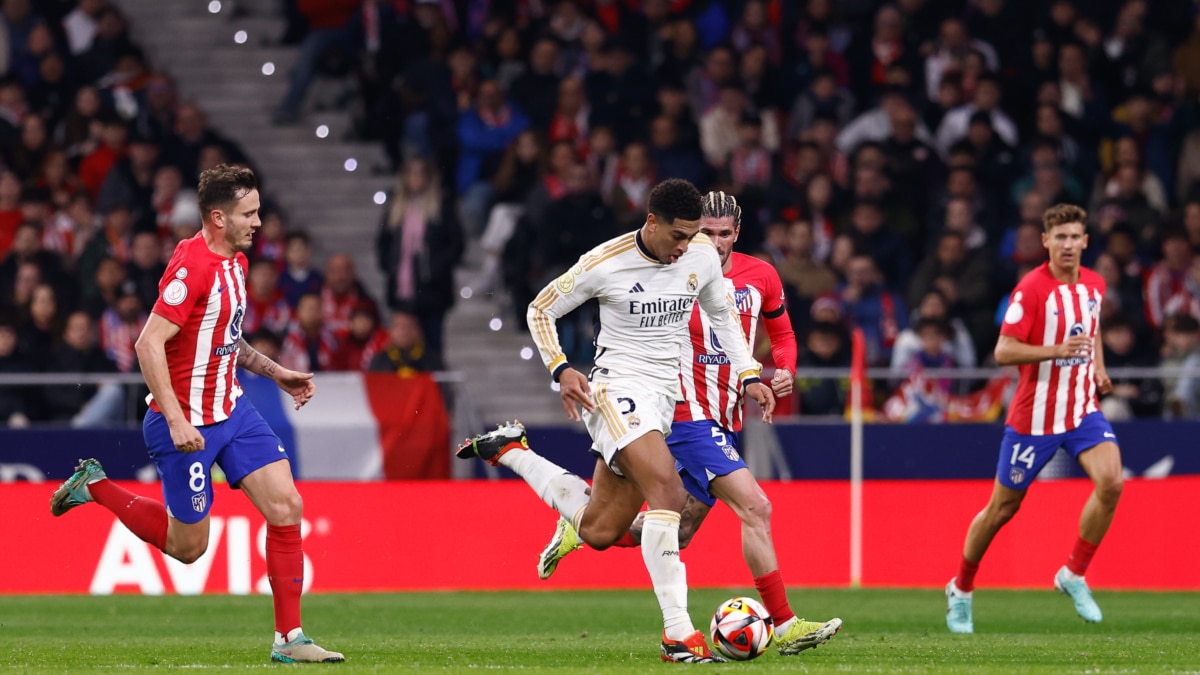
[237,338,280,378]
[238,338,317,409]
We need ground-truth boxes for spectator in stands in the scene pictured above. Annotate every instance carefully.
[585,124,618,197]
[1162,313,1200,419]
[368,310,436,374]
[847,5,921,105]
[845,200,911,292]
[377,156,462,366]
[834,254,907,366]
[78,112,126,199]
[56,85,101,163]
[647,114,706,187]
[336,300,388,371]
[1143,230,1193,329]
[896,317,959,394]
[584,41,656,146]
[0,171,23,258]
[162,102,247,186]
[280,292,338,373]
[125,231,164,311]
[0,221,71,310]
[909,231,994,355]
[97,127,159,231]
[510,37,562,132]
[608,141,656,231]
[76,5,133,84]
[938,196,988,252]
[43,310,124,427]
[892,289,977,374]
[272,0,361,125]
[456,78,530,236]
[8,113,49,181]
[777,219,838,322]
[18,281,60,372]
[251,210,287,268]
[923,16,999,104]
[935,73,1018,155]
[469,129,544,296]
[37,148,82,211]
[700,85,779,169]
[244,257,293,337]
[320,252,372,340]
[686,43,736,119]
[76,204,133,293]
[651,79,700,156]
[62,0,105,57]
[836,86,933,156]
[794,321,850,416]
[149,164,199,241]
[98,279,146,373]
[44,191,91,263]
[786,70,854,143]
[738,42,784,114]
[547,76,590,156]
[1099,313,1162,420]
[278,231,323,308]
[0,317,31,427]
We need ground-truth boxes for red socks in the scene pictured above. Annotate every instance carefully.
[266,524,304,637]
[956,557,980,592]
[88,479,168,550]
[754,569,795,625]
[1066,537,1099,576]
[612,531,638,548]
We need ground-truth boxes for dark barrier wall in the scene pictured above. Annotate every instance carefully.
[1,421,1196,481]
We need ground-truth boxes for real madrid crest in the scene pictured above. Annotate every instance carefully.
[627,414,641,429]
[556,269,576,294]
[686,273,698,293]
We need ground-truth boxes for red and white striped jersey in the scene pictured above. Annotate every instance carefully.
[676,252,796,432]
[148,233,248,426]
[1001,262,1105,436]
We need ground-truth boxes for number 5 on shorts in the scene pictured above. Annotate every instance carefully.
[710,427,728,447]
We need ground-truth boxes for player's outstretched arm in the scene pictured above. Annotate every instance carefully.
[238,338,316,410]
[994,334,1093,366]
[135,313,204,452]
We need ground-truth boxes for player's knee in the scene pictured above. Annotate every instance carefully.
[261,491,304,525]
[171,540,209,564]
[578,524,620,551]
[741,494,773,531]
[1094,472,1123,507]
[990,499,1021,524]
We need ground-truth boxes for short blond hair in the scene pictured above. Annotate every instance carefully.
[1042,203,1087,232]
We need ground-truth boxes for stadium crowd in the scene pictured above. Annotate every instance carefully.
[6,0,1200,425]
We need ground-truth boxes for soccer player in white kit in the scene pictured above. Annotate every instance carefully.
[537,192,843,655]
[458,179,774,663]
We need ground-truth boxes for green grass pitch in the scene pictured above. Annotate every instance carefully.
[1,589,1197,672]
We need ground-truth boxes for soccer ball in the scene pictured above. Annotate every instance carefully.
[709,596,773,661]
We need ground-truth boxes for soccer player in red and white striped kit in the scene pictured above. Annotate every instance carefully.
[50,165,343,663]
[946,203,1123,633]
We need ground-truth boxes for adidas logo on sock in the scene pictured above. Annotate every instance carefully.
[629,283,645,293]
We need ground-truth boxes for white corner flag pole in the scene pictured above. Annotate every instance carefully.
[849,329,865,589]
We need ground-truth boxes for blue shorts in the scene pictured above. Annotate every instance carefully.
[997,412,1118,490]
[668,420,746,507]
[144,399,287,524]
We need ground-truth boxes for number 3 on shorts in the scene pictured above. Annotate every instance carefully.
[188,461,206,492]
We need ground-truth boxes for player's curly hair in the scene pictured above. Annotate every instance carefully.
[1042,203,1087,232]
[648,178,702,224]
[702,190,742,226]
[198,164,258,221]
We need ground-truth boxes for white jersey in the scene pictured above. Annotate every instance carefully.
[528,230,761,399]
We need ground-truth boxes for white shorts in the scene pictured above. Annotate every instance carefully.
[583,380,675,471]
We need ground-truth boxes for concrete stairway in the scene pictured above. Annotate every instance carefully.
[114,0,565,427]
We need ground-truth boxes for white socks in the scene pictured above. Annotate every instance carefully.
[274,627,303,645]
[499,448,591,523]
[641,510,694,641]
